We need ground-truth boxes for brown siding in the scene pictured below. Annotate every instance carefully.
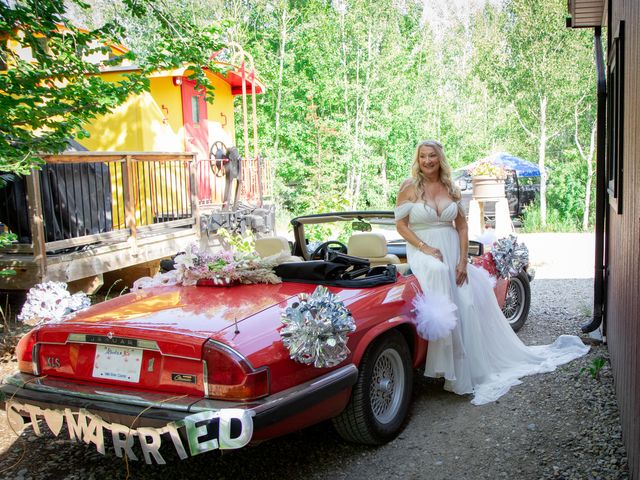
[607,1,640,478]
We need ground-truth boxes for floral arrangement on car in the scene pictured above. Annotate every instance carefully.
[173,244,281,286]
[470,159,508,180]
[133,229,281,290]
[472,235,529,280]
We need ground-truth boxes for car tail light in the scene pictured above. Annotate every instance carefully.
[15,331,38,375]
[202,340,269,401]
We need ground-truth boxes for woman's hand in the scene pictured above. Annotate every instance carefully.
[455,261,468,286]
[419,243,443,262]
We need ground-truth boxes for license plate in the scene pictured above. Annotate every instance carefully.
[92,344,142,383]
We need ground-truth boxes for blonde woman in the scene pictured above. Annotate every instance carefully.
[395,140,588,405]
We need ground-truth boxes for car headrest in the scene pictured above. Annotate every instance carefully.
[348,233,388,258]
[255,236,291,258]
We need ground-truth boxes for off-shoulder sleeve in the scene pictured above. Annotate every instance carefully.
[394,202,413,221]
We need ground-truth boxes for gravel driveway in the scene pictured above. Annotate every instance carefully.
[0,233,629,480]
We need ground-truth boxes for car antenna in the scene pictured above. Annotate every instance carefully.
[234,317,240,334]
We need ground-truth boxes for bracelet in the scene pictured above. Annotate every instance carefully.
[417,241,425,251]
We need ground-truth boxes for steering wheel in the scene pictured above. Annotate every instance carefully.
[209,141,229,177]
[310,240,348,261]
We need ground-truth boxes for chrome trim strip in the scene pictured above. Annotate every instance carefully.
[188,364,359,414]
[3,373,194,411]
[205,339,254,368]
[251,364,358,416]
[56,335,198,361]
[202,360,209,397]
[32,344,40,376]
[66,334,160,351]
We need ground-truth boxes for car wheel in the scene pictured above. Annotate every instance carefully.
[332,330,412,445]
[501,270,531,332]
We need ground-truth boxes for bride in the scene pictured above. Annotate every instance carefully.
[395,140,589,405]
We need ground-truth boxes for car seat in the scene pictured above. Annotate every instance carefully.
[255,236,303,263]
[347,233,411,274]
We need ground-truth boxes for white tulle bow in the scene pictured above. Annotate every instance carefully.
[412,291,458,341]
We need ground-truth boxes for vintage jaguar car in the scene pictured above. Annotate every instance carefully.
[0,211,531,464]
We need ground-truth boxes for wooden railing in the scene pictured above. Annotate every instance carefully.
[0,152,199,277]
[196,156,272,206]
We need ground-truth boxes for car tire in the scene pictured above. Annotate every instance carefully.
[332,330,412,445]
[501,270,531,332]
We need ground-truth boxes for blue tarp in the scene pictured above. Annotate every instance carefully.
[462,152,541,178]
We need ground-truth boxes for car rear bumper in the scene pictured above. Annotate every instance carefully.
[0,364,358,461]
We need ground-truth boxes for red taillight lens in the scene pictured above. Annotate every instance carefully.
[15,332,37,375]
[202,340,270,401]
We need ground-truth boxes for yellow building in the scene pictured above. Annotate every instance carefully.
[79,64,264,209]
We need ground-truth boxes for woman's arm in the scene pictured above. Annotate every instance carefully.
[453,204,468,285]
[395,181,443,261]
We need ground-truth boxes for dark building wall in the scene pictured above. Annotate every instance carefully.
[606,1,640,478]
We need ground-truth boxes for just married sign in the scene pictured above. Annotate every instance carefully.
[6,401,254,464]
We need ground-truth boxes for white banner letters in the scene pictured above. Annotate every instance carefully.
[6,401,254,464]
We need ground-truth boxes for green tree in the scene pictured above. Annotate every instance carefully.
[475,0,595,228]
[0,0,226,175]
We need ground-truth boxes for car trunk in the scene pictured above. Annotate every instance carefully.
[32,284,297,396]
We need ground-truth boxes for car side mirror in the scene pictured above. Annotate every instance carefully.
[468,240,484,257]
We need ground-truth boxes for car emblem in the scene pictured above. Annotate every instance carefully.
[45,356,61,368]
[172,373,197,384]
[107,332,114,340]
[147,358,154,372]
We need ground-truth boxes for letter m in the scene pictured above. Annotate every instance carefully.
[65,409,89,442]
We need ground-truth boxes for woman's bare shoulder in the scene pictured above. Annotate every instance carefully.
[397,179,418,203]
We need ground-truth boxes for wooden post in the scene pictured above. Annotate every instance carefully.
[25,167,47,282]
[122,155,138,247]
[189,155,200,239]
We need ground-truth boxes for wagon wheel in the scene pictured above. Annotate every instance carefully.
[501,270,531,332]
[332,330,413,445]
[209,141,229,178]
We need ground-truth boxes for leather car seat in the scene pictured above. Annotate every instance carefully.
[255,236,302,263]
[347,233,400,265]
[347,233,412,275]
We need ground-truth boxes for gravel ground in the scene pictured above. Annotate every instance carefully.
[0,234,629,480]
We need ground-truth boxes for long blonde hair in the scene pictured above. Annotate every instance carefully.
[411,140,461,201]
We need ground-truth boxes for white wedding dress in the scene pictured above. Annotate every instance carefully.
[395,201,589,405]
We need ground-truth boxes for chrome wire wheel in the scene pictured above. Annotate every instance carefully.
[369,348,405,424]
[501,271,531,332]
[503,278,525,324]
[332,330,412,445]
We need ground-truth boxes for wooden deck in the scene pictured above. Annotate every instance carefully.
[0,152,200,291]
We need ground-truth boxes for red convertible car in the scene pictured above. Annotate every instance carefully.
[1,212,531,464]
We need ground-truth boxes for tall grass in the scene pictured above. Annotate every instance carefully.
[521,203,586,233]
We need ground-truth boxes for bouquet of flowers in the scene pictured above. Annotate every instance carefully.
[470,159,508,180]
[174,244,281,286]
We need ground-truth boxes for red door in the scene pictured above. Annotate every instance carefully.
[181,79,213,202]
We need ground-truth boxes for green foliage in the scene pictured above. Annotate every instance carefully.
[1,0,597,233]
[0,232,17,248]
[217,227,256,254]
[580,357,606,380]
[215,0,594,230]
[0,0,226,175]
[521,202,581,232]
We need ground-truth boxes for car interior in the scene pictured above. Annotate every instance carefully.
[255,215,413,287]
